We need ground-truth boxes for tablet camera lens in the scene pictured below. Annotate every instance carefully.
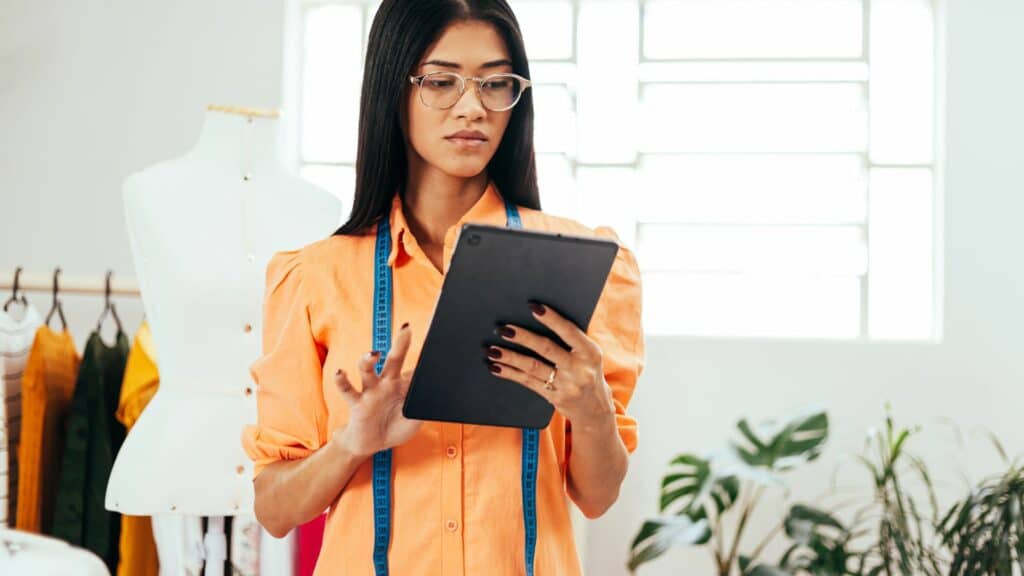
[467,234,481,246]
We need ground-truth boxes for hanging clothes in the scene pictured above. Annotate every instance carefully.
[114,320,159,576]
[52,328,130,574]
[16,323,80,534]
[230,513,261,576]
[151,515,205,576]
[295,514,326,576]
[0,302,42,527]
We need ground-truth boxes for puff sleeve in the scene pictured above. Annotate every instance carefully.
[241,249,329,478]
[566,226,645,458]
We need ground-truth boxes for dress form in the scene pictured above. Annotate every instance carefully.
[108,106,342,573]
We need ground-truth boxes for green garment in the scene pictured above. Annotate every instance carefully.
[51,329,130,574]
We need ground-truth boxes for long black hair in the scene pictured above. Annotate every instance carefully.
[333,0,540,237]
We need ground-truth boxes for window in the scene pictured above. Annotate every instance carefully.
[292,0,943,341]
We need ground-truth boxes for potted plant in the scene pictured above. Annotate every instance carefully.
[628,409,830,575]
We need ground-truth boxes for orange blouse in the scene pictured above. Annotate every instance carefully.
[242,181,644,576]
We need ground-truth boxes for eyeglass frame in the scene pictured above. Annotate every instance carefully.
[408,71,533,112]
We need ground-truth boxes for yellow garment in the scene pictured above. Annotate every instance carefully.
[16,325,79,534]
[114,321,159,576]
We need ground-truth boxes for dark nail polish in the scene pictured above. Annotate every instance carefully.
[487,347,502,359]
[401,322,409,330]
[496,326,516,338]
[529,302,545,316]
[335,368,341,375]
[369,350,381,359]
[489,363,502,374]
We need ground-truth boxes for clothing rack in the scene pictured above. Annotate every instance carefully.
[0,268,140,297]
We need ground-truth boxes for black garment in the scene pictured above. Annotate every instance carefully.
[51,329,130,574]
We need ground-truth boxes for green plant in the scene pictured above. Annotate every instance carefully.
[628,409,829,575]
[939,458,1024,574]
[844,409,945,576]
[758,409,946,575]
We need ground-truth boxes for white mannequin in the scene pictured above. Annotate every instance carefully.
[108,106,342,573]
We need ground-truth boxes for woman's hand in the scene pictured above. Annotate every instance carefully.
[333,323,423,457]
[486,302,615,431]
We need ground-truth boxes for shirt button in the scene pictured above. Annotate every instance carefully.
[446,445,457,459]
[445,520,458,532]
[246,253,255,263]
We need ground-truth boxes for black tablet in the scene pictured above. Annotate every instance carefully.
[402,223,620,429]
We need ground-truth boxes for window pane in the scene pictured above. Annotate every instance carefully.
[639,61,869,83]
[536,154,576,219]
[301,5,363,164]
[643,272,862,338]
[528,62,577,86]
[299,164,356,220]
[636,224,867,275]
[644,0,863,60]
[577,1,639,163]
[870,0,935,164]
[639,154,867,224]
[640,83,867,153]
[868,168,934,339]
[514,1,574,60]
[533,85,575,154]
[576,167,637,247]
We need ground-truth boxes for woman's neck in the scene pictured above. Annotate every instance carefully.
[402,169,489,247]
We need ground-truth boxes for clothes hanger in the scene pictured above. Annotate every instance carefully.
[3,266,29,313]
[44,267,68,332]
[95,270,123,334]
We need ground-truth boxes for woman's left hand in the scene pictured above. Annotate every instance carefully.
[487,302,615,430]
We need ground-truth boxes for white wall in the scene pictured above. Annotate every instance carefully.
[591,0,1024,574]
[0,0,285,346]
[3,1,1022,575]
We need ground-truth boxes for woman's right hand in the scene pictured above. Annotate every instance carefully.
[332,323,423,458]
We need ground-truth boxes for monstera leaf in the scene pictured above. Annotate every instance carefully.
[627,515,711,573]
[732,409,829,472]
[660,454,741,519]
[778,504,852,575]
[627,453,738,572]
[629,408,831,575]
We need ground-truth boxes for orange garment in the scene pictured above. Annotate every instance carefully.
[242,181,645,576]
[114,321,159,576]
[16,325,79,534]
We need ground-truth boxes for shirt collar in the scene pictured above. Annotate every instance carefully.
[387,179,508,267]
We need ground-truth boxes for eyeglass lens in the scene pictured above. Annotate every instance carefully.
[419,73,524,110]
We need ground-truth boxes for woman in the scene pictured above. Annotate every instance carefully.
[242,1,645,574]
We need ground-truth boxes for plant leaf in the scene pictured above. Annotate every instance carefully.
[627,515,711,572]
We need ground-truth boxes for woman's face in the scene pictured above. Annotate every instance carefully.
[404,20,515,180]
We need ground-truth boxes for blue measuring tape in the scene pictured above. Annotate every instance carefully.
[370,198,538,575]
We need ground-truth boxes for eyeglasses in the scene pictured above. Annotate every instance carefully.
[408,71,532,112]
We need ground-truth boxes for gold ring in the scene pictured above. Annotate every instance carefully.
[544,367,557,391]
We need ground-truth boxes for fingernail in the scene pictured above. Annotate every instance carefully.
[367,350,381,361]
[335,368,341,376]
[496,326,516,339]
[401,322,409,330]
[487,346,502,359]
[528,302,545,316]
[489,363,502,374]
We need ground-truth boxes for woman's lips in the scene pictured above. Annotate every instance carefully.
[445,136,488,148]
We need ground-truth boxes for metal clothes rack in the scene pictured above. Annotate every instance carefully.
[0,268,140,296]
[2,267,139,331]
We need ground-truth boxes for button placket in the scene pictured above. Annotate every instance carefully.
[440,423,465,573]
